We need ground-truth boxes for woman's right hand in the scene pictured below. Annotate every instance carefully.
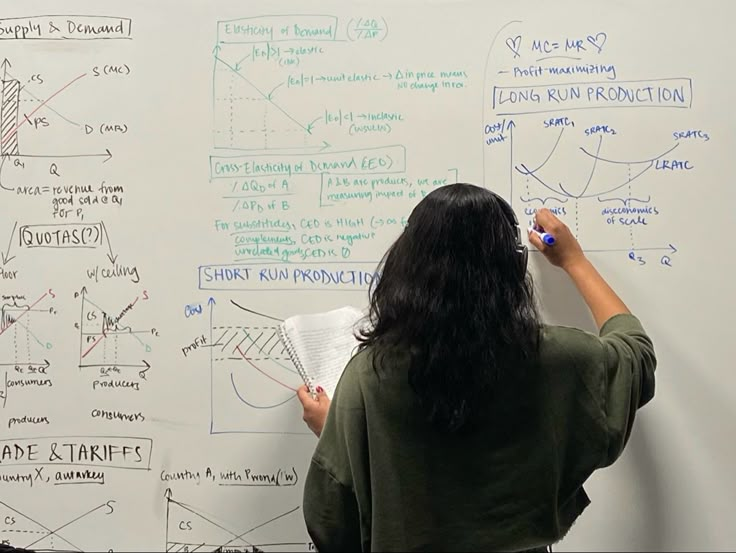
[296,385,330,437]
[528,208,586,271]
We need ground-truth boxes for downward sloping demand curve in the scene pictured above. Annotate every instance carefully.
[166,493,302,552]
[0,499,85,552]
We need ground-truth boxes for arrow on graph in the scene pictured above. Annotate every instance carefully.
[208,297,215,426]
[138,360,151,380]
[12,148,113,162]
[0,150,111,194]
[1,58,10,81]
[305,116,321,135]
[0,359,51,369]
[578,244,680,254]
[1,221,17,266]
[628,244,677,254]
[234,53,251,72]
[508,119,516,202]
[100,221,118,265]
[266,82,283,100]
[208,298,216,352]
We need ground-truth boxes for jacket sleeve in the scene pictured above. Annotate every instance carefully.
[303,457,362,552]
[597,313,657,468]
[303,358,368,552]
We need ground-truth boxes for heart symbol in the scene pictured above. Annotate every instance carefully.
[586,32,607,53]
[505,35,521,57]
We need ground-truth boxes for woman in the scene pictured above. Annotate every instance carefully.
[297,183,656,552]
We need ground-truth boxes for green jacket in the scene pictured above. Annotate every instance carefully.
[303,314,657,552]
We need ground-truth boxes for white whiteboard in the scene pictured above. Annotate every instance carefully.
[0,1,733,551]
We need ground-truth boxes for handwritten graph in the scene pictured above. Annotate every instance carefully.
[77,287,155,380]
[165,490,308,553]
[209,15,361,153]
[0,58,114,195]
[0,290,55,408]
[481,21,698,267]
[208,299,307,435]
[0,499,116,552]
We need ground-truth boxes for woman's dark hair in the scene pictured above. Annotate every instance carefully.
[358,183,540,432]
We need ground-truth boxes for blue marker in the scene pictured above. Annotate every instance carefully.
[528,227,555,246]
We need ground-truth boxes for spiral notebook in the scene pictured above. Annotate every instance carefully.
[277,306,364,399]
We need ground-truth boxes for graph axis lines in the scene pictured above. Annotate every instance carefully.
[0,58,115,196]
[164,490,305,553]
[0,291,54,408]
[211,44,321,153]
[208,300,308,435]
[77,289,153,374]
[0,498,115,552]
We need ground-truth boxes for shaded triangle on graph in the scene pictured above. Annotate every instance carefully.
[0,501,82,552]
[166,498,252,552]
